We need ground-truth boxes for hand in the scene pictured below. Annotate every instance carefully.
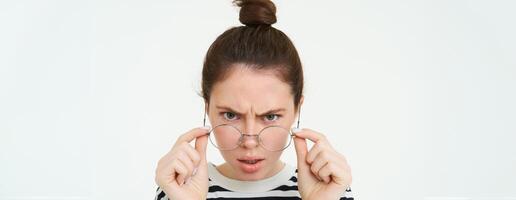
[155,127,210,200]
[292,128,352,200]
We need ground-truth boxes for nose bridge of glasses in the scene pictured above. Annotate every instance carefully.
[242,133,259,138]
[239,126,263,144]
[240,120,263,136]
[239,125,276,144]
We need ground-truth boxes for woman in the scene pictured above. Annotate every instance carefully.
[154,0,353,199]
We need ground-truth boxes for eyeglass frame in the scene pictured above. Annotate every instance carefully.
[202,105,302,152]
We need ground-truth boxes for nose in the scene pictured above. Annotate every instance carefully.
[241,134,259,149]
[240,122,259,149]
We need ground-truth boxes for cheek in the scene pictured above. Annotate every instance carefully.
[264,151,283,162]
[259,128,292,150]
[271,135,290,147]
[219,150,238,160]
[211,126,241,149]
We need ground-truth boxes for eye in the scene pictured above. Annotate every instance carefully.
[264,114,280,122]
[223,112,239,121]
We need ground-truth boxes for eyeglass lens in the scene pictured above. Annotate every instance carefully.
[208,124,291,151]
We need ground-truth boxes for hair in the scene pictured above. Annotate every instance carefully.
[201,0,304,111]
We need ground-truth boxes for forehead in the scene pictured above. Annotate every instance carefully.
[210,65,294,111]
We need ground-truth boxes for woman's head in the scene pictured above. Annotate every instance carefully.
[201,0,304,180]
[202,0,304,110]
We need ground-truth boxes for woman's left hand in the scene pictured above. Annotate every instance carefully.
[292,128,352,200]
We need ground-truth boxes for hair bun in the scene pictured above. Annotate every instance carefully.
[234,0,277,26]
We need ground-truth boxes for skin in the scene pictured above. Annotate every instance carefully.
[207,66,296,181]
[155,64,352,200]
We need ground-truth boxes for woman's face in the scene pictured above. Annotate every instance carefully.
[207,65,300,181]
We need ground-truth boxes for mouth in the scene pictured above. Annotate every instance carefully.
[237,157,265,173]
[238,159,264,164]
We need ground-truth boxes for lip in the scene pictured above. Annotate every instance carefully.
[237,156,265,161]
[237,157,265,173]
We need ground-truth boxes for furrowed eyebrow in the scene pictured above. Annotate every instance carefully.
[257,108,286,116]
[215,106,245,116]
[215,105,285,117]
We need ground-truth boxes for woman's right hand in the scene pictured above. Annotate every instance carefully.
[155,127,211,200]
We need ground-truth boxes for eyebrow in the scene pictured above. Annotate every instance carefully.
[215,105,286,116]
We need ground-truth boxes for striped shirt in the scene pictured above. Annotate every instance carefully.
[155,162,354,200]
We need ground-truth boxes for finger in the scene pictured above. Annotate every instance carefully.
[177,127,211,145]
[155,161,172,186]
[306,142,325,164]
[310,153,328,181]
[157,158,181,185]
[329,160,352,186]
[183,144,201,167]
[177,152,195,180]
[157,157,178,179]
[318,163,334,184]
[173,160,188,186]
[293,128,327,144]
[293,135,309,171]
[160,135,204,169]
[156,152,186,174]
[156,156,170,173]
[157,150,179,172]
[195,132,209,166]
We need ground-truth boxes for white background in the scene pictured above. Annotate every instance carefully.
[1,0,515,200]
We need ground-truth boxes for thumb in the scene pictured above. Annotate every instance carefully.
[195,127,210,165]
[293,131,309,172]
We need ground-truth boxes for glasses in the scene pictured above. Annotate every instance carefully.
[207,124,293,151]
[202,106,301,152]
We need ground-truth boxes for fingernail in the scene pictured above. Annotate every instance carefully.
[201,126,211,132]
[185,177,191,185]
[192,167,198,176]
[291,127,302,134]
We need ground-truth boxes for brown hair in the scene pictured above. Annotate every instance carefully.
[201,0,304,110]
